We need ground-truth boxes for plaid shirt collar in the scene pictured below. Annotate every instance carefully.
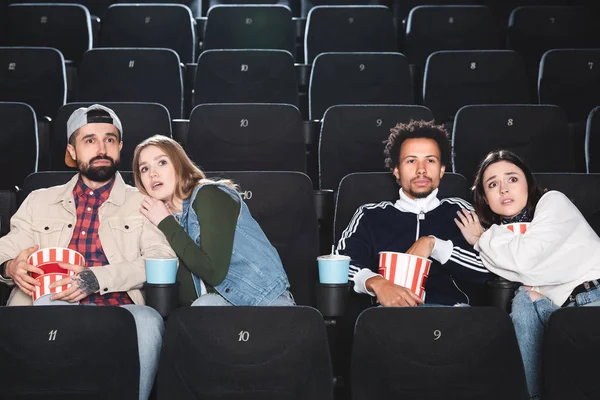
[72,176,116,203]
[50,173,127,206]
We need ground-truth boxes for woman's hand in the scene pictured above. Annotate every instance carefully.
[454,209,484,246]
[140,196,171,226]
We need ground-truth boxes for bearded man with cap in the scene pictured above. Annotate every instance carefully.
[0,104,176,399]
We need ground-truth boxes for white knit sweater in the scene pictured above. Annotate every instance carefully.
[475,190,600,306]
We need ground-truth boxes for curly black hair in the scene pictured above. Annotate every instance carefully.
[383,120,452,172]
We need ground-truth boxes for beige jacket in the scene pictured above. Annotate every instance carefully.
[0,172,176,306]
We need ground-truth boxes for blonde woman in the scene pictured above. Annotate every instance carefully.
[133,135,294,307]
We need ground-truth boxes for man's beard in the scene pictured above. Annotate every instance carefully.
[405,176,434,199]
[406,187,434,199]
[78,156,119,182]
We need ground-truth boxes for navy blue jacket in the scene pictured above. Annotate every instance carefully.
[337,196,492,306]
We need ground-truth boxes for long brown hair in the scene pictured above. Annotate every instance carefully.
[472,150,544,228]
[132,135,237,200]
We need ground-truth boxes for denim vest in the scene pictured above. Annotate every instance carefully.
[180,182,290,305]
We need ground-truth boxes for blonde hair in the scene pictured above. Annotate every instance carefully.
[132,135,237,200]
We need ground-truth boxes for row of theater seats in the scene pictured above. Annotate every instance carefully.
[1,46,599,123]
[2,169,600,302]
[1,0,295,19]
[3,3,600,65]
[2,0,599,20]
[0,301,598,399]
[3,101,600,194]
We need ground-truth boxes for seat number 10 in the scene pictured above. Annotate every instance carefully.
[238,331,250,342]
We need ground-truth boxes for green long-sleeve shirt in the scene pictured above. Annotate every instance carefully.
[157,185,240,306]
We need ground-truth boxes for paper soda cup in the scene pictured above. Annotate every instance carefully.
[317,254,351,284]
[504,222,530,234]
[27,247,85,303]
[378,252,432,300]
[145,258,179,284]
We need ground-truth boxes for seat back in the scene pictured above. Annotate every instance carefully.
[428,50,532,123]
[49,102,172,171]
[507,6,595,80]
[544,307,600,400]
[158,306,333,399]
[100,4,196,63]
[333,172,467,242]
[534,172,600,236]
[405,5,501,68]
[309,52,413,120]
[194,49,298,108]
[573,0,600,13]
[0,190,16,238]
[352,307,529,400]
[539,49,600,122]
[7,4,92,64]
[390,0,480,20]
[11,0,112,17]
[586,106,600,172]
[0,47,66,119]
[318,104,433,190]
[424,50,531,124]
[207,0,297,17]
[0,0,8,43]
[187,103,305,172]
[0,306,139,399]
[204,5,295,56]
[304,5,396,64]
[0,102,38,190]
[77,48,184,118]
[484,0,569,32]
[452,104,575,183]
[205,171,319,306]
[301,0,376,18]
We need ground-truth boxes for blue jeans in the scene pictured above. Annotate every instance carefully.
[510,285,600,400]
[121,305,164,400]
[191,290,296,306]
[85,304,163,400]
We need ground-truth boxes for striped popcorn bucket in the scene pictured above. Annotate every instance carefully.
[27,247,85,303]
[504,223,530,234]
[378,252,432,300]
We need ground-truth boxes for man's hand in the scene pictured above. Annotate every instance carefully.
[49,264,99,303]
[406,236,435,259]
[454,209,484,246]
[5,245,44,296]
[366,275,424,307]
[140,196,171,226]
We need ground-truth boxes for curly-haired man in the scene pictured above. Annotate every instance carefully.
[337,120,491,307]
